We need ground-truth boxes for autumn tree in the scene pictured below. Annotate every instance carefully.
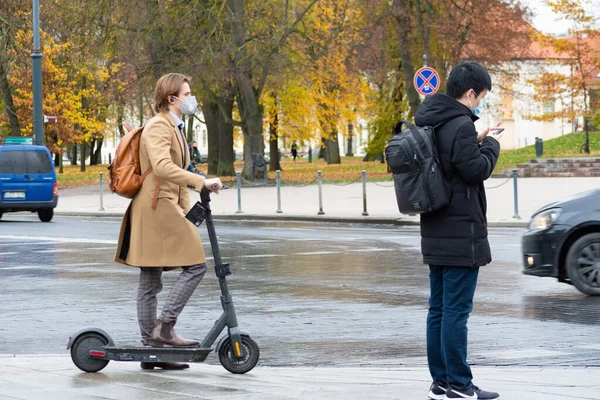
[358,2,406,161]
[0,0,29,137]
[263,91,283,171]
[44,0,130,168]
[178,0,319,178]
[293,0,371,164]
[527,0,599,153]
[7,30,82,155]
[363,0,531,160]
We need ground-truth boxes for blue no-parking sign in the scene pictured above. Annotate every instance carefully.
[413,67,440,96]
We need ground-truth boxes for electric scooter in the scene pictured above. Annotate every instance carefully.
[67,185,259,374]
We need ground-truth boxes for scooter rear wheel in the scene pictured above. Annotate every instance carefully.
[218,335,259,374]
[70,332,110,372]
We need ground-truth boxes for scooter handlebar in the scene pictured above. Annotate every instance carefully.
[203,183,229,192]
[200,184,229,202]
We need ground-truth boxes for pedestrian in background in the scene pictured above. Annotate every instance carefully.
[188,140,203,164]
[291,142,298,163]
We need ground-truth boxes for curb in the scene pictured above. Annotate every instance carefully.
[53,211,529,228]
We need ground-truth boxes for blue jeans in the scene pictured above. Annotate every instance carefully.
[427,265,479,390]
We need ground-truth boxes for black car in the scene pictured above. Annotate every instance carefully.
[522,189,600,296]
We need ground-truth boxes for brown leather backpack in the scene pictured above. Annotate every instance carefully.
[108,124,152,199]
[109,116,176,208]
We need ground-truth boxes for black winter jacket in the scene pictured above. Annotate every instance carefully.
[414,94,500,267]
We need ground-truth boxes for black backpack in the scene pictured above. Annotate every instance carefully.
[384,120,449,215]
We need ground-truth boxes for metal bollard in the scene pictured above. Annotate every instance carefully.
[276,170,282,213]
[512,169,520,219]
[362,170,369,216]
[99,173,105,211]
[317,170,325,215]
[236,172,243,213]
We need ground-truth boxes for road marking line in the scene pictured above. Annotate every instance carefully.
[0,242,58,247]
[346,249,396,252]
[293,251,337,255]
[35,249,81,254]
[236,240,279,244]
[237,254,282,258]
[0,266,45,270]
[0,235,116,244]
[0,262,108,270]
[229,248,400,259]
[59,263,114,267]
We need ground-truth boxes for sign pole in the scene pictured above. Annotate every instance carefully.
[32,0,44,146]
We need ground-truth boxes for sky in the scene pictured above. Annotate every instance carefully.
[524,0,600,35]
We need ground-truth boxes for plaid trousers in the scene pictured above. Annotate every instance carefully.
[137,263,207,345]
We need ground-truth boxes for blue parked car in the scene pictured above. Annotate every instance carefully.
[0,145,58,222]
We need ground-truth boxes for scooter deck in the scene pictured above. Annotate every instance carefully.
[97,346,213,363]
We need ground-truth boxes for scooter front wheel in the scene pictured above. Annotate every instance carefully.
[218,335,259,374]
[70,332,110,372]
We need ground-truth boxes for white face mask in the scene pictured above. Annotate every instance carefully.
[173,95,198,115]
[468,90,484,116]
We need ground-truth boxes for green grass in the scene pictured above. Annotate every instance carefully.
[494,131,600,174]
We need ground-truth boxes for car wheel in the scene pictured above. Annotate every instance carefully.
[566,233,600,296]
[38,208,54,222]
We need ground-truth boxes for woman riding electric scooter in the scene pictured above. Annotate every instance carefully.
[114,73,222,370]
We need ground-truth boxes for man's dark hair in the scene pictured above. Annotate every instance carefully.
[445,61,492,99]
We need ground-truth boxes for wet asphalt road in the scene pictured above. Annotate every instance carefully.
[0,214,599,368]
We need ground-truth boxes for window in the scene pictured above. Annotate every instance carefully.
[543,100,555,115]
[25,151,52,173]
[202,129,207,147]
[0,150,52,174]
[0,151,24,174]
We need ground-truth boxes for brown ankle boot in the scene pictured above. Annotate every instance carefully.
[149,319,199,347]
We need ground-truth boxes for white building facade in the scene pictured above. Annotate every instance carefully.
[475,60,578,150]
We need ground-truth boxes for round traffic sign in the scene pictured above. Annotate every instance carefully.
[413,67,440,96]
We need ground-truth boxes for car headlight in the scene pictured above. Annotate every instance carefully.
[528,208,562,231]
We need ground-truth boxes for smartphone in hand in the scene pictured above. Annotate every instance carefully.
[492,128,505,136]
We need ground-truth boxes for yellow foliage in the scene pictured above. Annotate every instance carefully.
[3,25,122,153]
[527,0,600,123]
[262,0,373,146]
[303,0,371,139]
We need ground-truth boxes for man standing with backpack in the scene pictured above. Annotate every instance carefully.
[414,61,503,400]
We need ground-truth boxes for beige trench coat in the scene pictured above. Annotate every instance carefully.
[114,112,206,268]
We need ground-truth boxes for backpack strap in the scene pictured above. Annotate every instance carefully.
[149,114,175,210]
[396,120,433,159]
